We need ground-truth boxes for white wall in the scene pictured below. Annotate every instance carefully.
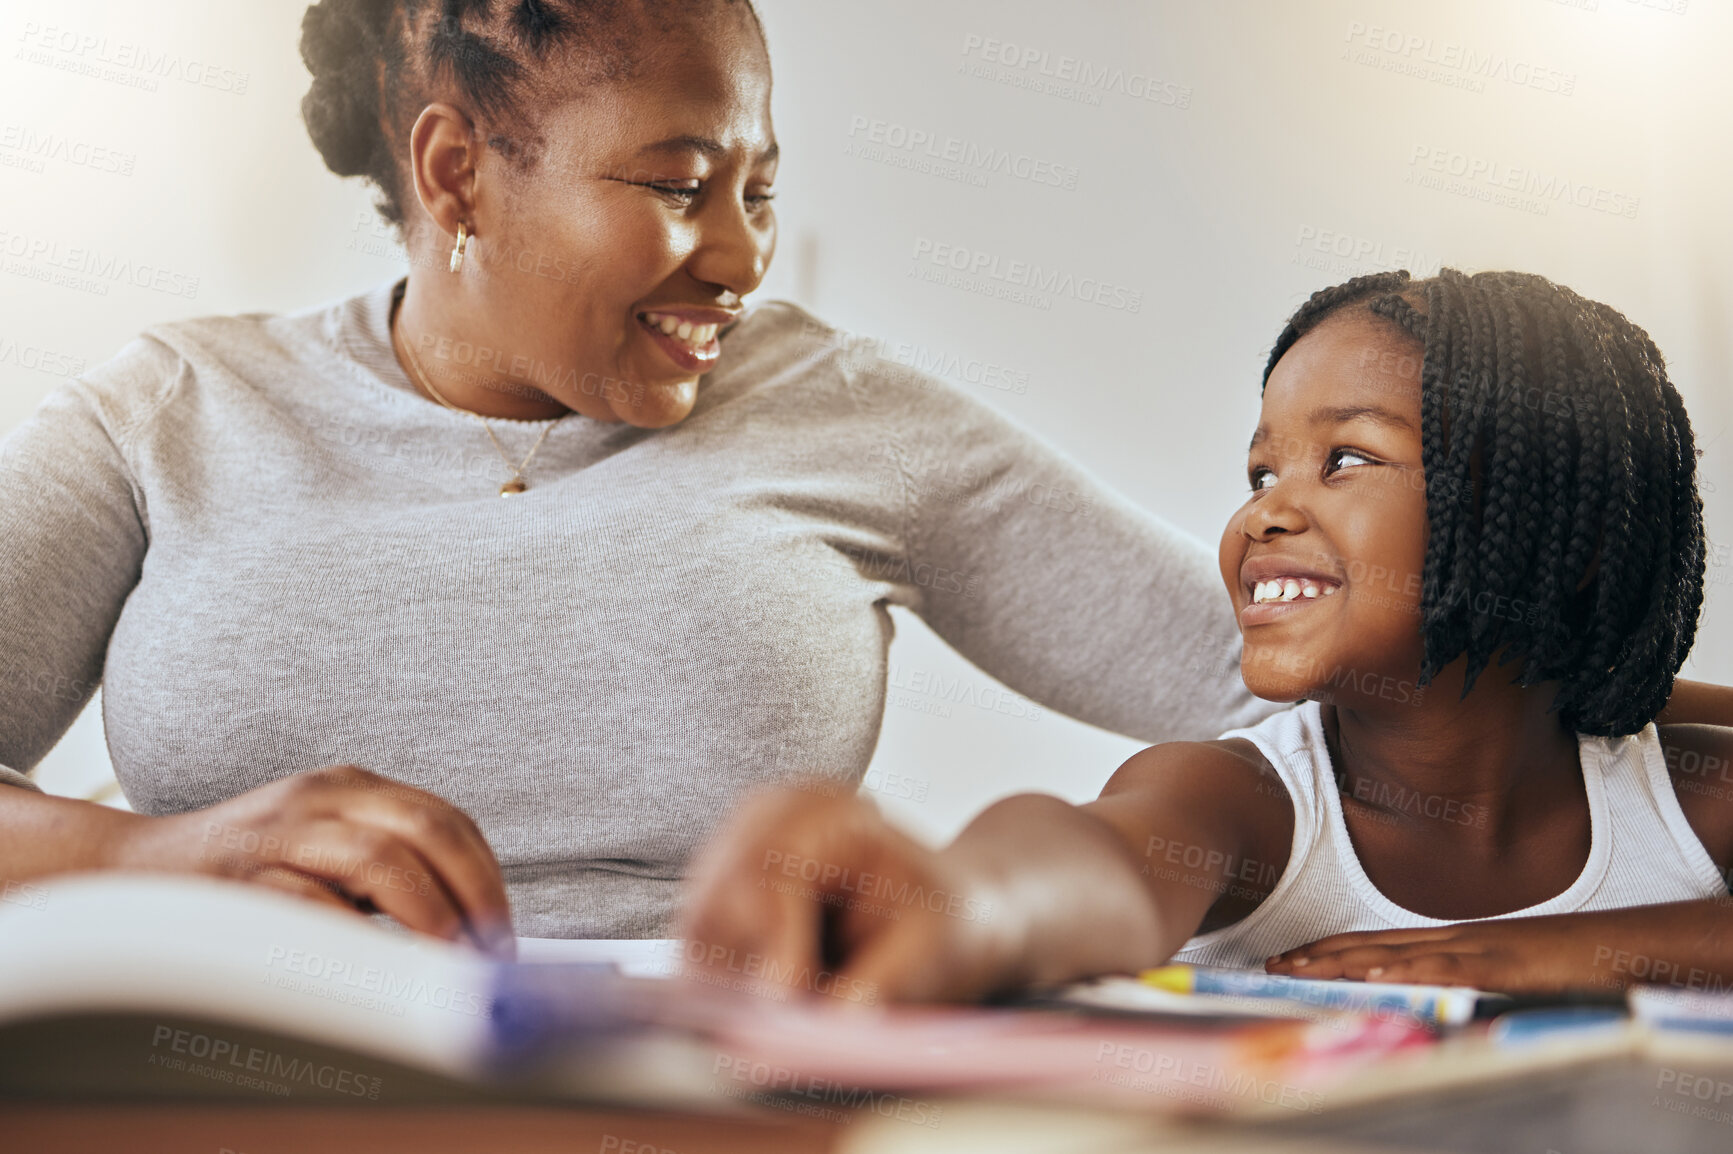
[4,0,1729,842]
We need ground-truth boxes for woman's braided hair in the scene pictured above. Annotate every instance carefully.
[1263,269,1704,736]
[299,0,761,229]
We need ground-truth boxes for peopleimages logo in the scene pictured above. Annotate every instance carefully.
[910,238,1142,314]
[0,124,136,175]
[15,21,250,94]
[263,946,487,1017]
[1343,22,1577,95]
[0,229,200,298]
[149,1025,382,1100]
[797,318,1032,396]
[959,34,1192,109]
[846,115,1079,190]
[1405,146,1640,219]
[1293,225,1440,279]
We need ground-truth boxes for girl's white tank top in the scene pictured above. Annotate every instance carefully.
[1174,701,1727,969]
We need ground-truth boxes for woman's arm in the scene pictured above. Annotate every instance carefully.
[681,739,1289,1001]
[0,358,150,782]
[0,763,518,956]
[846,359,1272,744]
[0,350,515,954]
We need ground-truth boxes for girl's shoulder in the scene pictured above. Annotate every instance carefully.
[1098,735,1298,933]
[1103,735,1298,858]
[1218,700,1333,802]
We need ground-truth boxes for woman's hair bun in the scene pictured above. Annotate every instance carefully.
[300,0,395,182]
[299,0,764,227]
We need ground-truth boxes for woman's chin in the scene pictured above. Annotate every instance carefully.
[613,377,700,428]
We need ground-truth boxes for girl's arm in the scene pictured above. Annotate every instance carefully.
[680,738,1291,1002]
[1657,680,1733,728]
[1265,899,1733,992]
[1267,723,1733,992]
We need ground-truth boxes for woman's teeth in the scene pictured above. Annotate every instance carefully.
[1251,578,1339,604]
[642,312,719,350]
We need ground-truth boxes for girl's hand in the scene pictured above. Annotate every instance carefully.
[1266,902,1733,993]
[680,787,1013,1004]
[107,764,516,957]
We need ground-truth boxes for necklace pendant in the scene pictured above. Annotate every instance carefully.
[499,479,527,497]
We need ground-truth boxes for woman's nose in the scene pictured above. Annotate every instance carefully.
[686,197,771,299]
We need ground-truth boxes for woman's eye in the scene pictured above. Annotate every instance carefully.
[644,181,701,203]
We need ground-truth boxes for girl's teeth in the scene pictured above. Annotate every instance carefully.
[659,316,678,335]
[1251,576,1339,605]
[676,321,694,340]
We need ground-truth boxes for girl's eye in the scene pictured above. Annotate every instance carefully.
[1249,467,1277,492]
[745,190,777,207]
[1326,448,1377,475]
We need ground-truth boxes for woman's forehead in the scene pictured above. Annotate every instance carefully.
[528,24,773,153]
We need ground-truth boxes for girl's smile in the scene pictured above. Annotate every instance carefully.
[1238,553,1343,627]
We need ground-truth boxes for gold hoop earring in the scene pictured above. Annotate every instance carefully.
[449,222,470,274]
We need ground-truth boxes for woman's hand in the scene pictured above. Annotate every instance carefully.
[680,787,1014,1004]
[107,764,516,957]
[1266,901,1733,993]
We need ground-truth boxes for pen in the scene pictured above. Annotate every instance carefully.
[1140,964,1480,1026]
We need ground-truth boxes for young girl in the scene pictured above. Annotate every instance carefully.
[682,269,1733,1000]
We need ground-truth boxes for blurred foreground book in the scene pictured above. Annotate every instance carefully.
[4,874,1726,1122]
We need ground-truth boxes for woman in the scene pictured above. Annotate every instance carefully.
[0,0,1269,951]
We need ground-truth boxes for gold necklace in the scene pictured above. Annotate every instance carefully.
[394,321,565,497]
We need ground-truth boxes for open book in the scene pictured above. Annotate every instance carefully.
[0,872,720,1106]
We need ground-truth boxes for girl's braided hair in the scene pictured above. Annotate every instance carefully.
[1264,269,1704,736]
[299,0,762,229]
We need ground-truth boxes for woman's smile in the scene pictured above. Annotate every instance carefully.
[635,306,735,374]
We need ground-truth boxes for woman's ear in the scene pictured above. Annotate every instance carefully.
[406,102,480,244]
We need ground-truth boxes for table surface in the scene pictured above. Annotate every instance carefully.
[10,1012,1733,1154]
[13,1061,1733,1154]
[0,1100,1434,1154]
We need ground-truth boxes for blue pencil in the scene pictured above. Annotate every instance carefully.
[1141,963,1481,1025]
